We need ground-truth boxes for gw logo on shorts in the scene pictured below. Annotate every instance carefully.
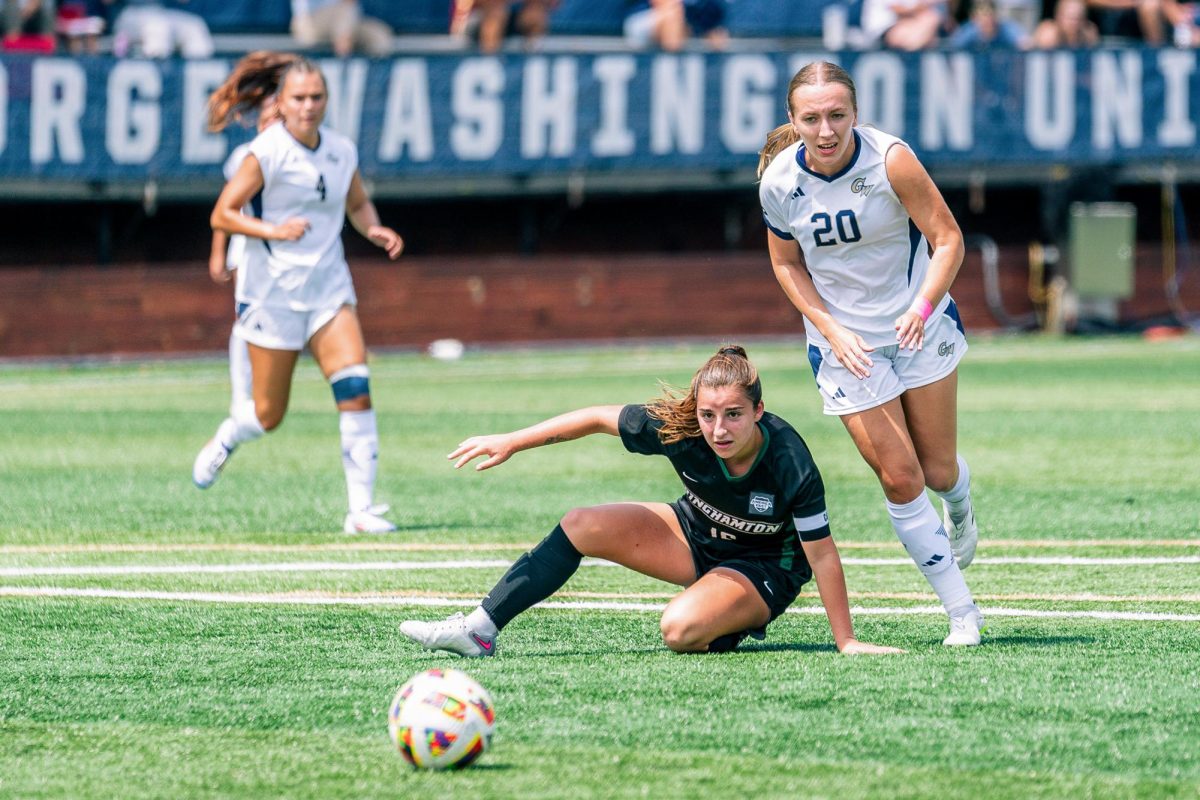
[749,492,775,515]
[938,341,954,357]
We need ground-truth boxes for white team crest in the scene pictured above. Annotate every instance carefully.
[749,492,775,515]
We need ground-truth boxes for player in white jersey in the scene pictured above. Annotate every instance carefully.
[193,52,404,535]
[758,61,984,646]
[206,100,279,416]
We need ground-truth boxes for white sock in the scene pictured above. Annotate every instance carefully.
[228,331,253,412]
[466,607,498,638]
[935,454,972,525]
[215,399,264,451]
[887,492,975,616]
[340,409,378,513]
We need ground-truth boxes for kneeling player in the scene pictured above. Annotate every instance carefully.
[400,345,905,657]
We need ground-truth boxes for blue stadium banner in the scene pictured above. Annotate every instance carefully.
[0,49,1196,182]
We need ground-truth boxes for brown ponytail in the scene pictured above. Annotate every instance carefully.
[207,51,324,132]
[646,345,763,445]
[757,61,859,178]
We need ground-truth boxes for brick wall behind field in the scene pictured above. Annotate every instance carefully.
[0,248,1190,358]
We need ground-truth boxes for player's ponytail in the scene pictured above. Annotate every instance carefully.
[757,124,799,179]
[647,345,763,445]
[207,51,324,132]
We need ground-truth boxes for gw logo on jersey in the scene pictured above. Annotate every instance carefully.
[938,341,954,357]
[749,492,775,515]
[851,177,875,196]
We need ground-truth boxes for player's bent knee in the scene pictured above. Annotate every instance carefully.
[254,401,288,432]
[330,364,370,406]
[659,611,707,653]
[559,506,606,548]
[880,466,926,502]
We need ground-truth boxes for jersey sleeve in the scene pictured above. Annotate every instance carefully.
[780,436,831,541]
[618,404,667,456]
[248,130,278,185]
[758,176,795,241]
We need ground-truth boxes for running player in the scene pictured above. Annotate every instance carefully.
[192,52,404,534]
[400,346,905,657]
[206,99,279,415]
[758,61,984,646]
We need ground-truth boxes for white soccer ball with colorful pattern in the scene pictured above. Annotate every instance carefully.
[388,668,496,769]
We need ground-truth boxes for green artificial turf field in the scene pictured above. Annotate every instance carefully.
[1,337,1198,799]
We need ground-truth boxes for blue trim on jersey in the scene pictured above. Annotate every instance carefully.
[944,297,965,334]
[762,213,795,240]
[331,375,370,403]
[806,344,823,378]
[249,190,271,254]
[236,302,249,318]
[795,130,862,184]
[907,219,922,284]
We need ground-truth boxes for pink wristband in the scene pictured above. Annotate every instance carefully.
[910,297,933,322]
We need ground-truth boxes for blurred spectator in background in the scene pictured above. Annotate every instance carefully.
[1163,0,1200,44]
[108,0,213,57]
[991,0,1040,32]
[623,0,729,51]
[3,0,56,50]
[1032,0,1099,46]
[55,0,105,53]
[291,0,392,57]
[1084,0,1163,43]
[948,0,1030,46]
[860,0,947,50]
[451,0,557,54]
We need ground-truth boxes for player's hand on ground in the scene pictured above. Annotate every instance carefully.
[208,258,231,284]
[448,434,516,471]
[367,226,404,260]
[894,311,925,351]
[272,217,310,241]
[840,639,907,655]
[828,326,874,380]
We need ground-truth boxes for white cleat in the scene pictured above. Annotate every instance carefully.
[192,439,232,489]
[343,504,397,534]
[400,612,496,658]
[944,501,978,569]
[943,607,985,647]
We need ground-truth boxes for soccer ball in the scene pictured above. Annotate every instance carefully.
[388,668,496,770]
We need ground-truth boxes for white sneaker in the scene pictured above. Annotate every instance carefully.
[943,607,985,646]
[400,612,497,658]
[343,504,397,534]
[943,500,978,569]
[192,439,232,489]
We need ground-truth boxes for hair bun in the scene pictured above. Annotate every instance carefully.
[717,345,747,359]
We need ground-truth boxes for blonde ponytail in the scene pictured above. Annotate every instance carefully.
[757,123,800,179]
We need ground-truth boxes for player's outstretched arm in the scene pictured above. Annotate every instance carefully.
[802,535,906,655]
[346,171,403,260]
[449,405,624,471]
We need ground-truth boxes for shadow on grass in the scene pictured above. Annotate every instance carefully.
[983,634,1096,647]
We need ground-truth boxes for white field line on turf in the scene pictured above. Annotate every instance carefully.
[3,586,1199,623]
[3,538,1197,555]
[3,555,1199,578]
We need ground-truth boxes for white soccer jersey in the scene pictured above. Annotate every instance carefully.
[237,122,359,311]
[759,126,950,349]
[222,143,252,294]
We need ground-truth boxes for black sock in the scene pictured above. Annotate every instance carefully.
[480,525,583,631]
[706,631,748,654]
